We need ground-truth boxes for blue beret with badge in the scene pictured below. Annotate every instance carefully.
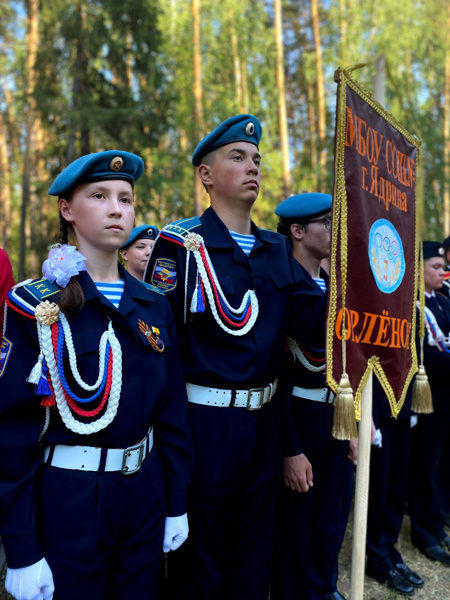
[121,224,159,249]
[192,114,262,167]
[48,150,145,197]
[423,241,444,260]
[275,193,332,219]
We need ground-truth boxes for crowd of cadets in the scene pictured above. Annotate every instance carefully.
[0,114,449,600]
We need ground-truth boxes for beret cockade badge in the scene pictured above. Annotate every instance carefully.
[245,122,255,136]
[110,157,124,171]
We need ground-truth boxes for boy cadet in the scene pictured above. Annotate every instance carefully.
[145,115,328,600]
[270,193,353,600]
[408,241,450,565]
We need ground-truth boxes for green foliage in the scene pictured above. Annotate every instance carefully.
[1,0,449,276]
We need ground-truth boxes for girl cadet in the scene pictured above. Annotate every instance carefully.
[120,224,159,280]
[0,151,193,600]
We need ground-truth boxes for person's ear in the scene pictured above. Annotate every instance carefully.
[198,164,212,187]
[290,223,304,241]
[59,198,74,222]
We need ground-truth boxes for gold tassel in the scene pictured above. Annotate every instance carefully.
[332,373,358,440]
[412,365,433,414]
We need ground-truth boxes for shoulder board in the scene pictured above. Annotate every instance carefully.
[171,216,201,231]
[25,278,61,301]
[159,217,202,248]
[6,280,39,318]
[140,280,165,296]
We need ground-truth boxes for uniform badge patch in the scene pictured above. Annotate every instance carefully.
[0,336,13,378]
[151,258,177,292]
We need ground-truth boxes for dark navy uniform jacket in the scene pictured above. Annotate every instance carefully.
[281,269,329,458]
[422,292,450,414]
[0,266,194,568]
[146,207,327,391]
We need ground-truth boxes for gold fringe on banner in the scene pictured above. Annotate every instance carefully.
[412,245,433,414]
[330,68,358,440]
[412,364,432,413]
[328,66,421,429]
[332,372,358,440]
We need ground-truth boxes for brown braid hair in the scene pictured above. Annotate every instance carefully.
[56,205,85,315]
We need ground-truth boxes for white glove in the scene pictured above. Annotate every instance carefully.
[410,415,418,428]
[163,513,189,553]
[372,428,383,448]
[5,557,54,600]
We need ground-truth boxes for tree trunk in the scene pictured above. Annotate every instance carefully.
[339,0,347,66]
[307,81,319,190]
[229,9,244,113]
[443,3,450,235]
[0,111,11,250]
[192,0,204,216]
[311,0,327,192]
[19,0,39,281]
[274,0,291,199]
[66,3,89,164]
[3,84,20,166]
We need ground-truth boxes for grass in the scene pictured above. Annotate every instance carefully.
[337,509,450,599]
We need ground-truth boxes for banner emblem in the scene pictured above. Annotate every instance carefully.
[369,219,405,293]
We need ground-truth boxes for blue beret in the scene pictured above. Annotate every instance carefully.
[121,224,159,249]
[192,114,262,167]
[275,193,332,219]
[48,150,145,196]
[423,241,444,260]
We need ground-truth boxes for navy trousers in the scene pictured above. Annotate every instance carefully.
[271,398,352,600]
[167,400,282,600]
[37,449,166,600]
[366,416,410,574]
[408,412,450,549]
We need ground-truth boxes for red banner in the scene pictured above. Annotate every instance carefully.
[327,69,420,418]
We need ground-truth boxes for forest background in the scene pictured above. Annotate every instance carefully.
[1,0,449,280]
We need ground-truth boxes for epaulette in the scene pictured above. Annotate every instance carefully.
[159,217,202,248]
[24,278,61,301]
[140,280,164,296]
[6,278,61,320]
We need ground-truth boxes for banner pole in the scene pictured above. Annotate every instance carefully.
[350,370,373,600]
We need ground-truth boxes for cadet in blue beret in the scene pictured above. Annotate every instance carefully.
[145,117,328,600]
[271,193,353,600]
[0,151,194,600]
[121,224,159,281]
[407,241,450,566]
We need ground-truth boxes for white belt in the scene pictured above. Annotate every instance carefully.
[292,386,335,405]
[43,429,153,476]
[186,380,278,411]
